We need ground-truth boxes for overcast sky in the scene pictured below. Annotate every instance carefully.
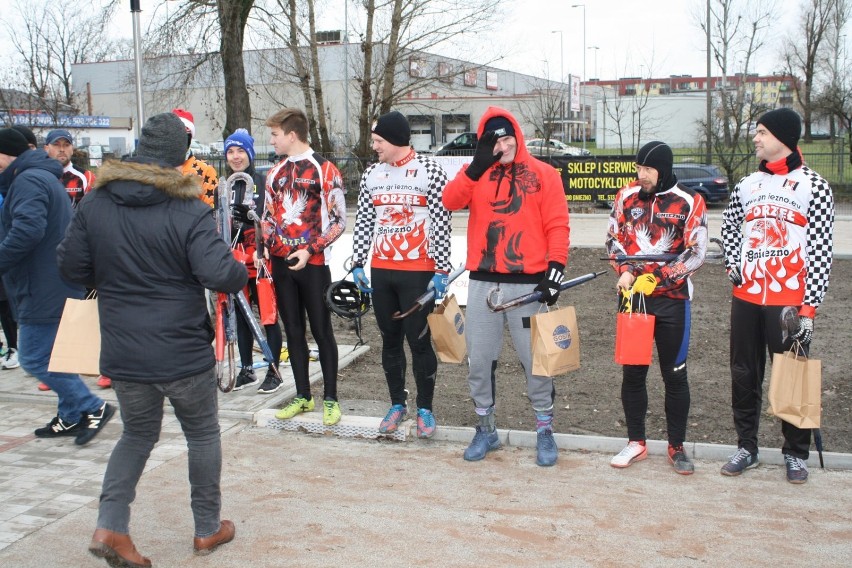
[106,0,852,82]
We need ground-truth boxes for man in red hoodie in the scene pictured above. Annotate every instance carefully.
[442,107,570,467]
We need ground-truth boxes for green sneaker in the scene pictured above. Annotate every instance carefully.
[323,399,342,426]
[275,396,315,420]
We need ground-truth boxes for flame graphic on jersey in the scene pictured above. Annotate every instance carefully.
[376,219,428,261]
[744,245,804,295]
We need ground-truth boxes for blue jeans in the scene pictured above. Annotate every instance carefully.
[97,369,222,538]
[18,322,104,424]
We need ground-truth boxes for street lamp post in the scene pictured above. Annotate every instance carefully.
[588,45,599,79]
[130,0,145,142]
[551,30,564,142]
[572,4,586,151]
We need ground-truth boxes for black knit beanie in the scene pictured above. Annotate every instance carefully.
[483,116,516,138]
[11,125,37,147]
[136,113,190,167]
[371,111,410,147]
[0,128,31,157]
[757,108,801,152]
[636,141,676,193]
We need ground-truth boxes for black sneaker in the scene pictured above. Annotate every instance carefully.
[35,415,82,438]
[784,453,809,484]
[720,447,759,476]
[668,445,695,475]
[257,368,283,394]
[232,367,258,391]
[75,403,116,446]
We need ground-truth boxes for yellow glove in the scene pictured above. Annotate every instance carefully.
[632,273,658,296]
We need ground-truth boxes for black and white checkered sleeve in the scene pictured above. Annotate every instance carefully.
[423,157,453,272]
[804,169,834,309]
[720,176,747,271]
[352,165,378,266]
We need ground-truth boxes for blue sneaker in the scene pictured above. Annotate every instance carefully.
[379,404,407,433]
[784,453,809,484]
[416,408,436,438]
[536,430,558,466]
[720,448,759,476]
[463,427,500,461]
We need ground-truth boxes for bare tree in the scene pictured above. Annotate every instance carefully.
[1,1,120,117]
[783,0,838,141]
[145,0,254,140]
[516,73,565,146]
[349,0,503,158]
[694,0,776,180]
[814,0,852,162]
[217,0,255,137]
[596,69,656,155]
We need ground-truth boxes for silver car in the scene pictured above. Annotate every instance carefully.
[526,138,590,157]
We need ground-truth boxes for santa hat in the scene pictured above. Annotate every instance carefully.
[172,108,196,139]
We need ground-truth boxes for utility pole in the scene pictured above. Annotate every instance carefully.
[705,0,712,164]
[552,30,564,141]
[131,0,145,143]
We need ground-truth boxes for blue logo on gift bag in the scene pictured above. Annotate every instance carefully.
[552,325,572,350]
[454,313,464,335]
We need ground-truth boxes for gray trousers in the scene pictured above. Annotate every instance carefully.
[97,369,222,538]
[465,279,555,412]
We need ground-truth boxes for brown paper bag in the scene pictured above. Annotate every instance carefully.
[531,306,580,376]
[768,344,821,429]
[48,295,101,376]
[427,294,466,363]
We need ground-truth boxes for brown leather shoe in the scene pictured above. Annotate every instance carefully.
[89,528,152,568]
[193,520,235,556]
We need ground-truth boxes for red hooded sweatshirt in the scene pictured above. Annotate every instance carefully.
[442,106,570,283]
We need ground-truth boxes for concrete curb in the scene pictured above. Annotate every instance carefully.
[254,410,852,471]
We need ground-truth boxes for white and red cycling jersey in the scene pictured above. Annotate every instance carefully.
[721,158,834,317]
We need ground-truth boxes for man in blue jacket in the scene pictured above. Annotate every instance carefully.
[58,113,248,567]
[0,127,113,445]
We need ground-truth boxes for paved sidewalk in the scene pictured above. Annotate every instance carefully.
[1,421,850,567]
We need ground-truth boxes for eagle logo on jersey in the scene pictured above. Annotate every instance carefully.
[380,204,414,226]
[633,224,676,256]
[748,218,788,249]
[278,189,308,227]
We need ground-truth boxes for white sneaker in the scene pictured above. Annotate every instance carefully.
[610,440,648,468]
[2,348,19,369]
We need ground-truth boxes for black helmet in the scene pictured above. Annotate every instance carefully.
[325,279,371,320]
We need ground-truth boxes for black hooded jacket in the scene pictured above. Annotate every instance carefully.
[58,158,247,383]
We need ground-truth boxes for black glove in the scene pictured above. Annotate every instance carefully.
[464,131,502,181]
[535,262,565,306]
[727,265,742,286]
[790,316,814,346]
[232,203,253,225]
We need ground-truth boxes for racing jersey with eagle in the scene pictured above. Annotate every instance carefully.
[264,149,346,265]
[61,164,95,208]
[181,153,218,208]
[353,150,451,272]
[721,160,834,317]
[606,180,708,300]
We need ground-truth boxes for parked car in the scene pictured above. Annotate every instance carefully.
[190,140,212,157]
[526,138,591,157]
[672,164,729,203]
[434,132,477,156]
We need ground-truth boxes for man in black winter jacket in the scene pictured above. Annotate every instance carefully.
[58,113,247,567]
[0,127,113,445]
